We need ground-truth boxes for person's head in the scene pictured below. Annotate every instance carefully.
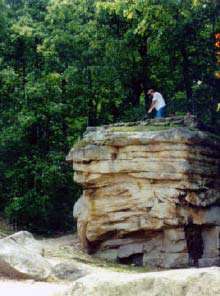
[147,89,155,97]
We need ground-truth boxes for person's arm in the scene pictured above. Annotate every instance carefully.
[148,100,157,113]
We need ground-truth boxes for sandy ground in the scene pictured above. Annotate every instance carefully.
[0,278,71,296]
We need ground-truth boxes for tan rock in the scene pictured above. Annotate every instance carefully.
[67,117,220,268]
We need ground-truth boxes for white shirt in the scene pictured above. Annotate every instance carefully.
[152,92,166,111]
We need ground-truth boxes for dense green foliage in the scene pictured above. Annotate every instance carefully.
[0,0,219,233]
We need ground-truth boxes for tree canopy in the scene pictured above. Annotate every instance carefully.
[0,0,219,233]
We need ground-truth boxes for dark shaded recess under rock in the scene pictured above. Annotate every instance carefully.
[117,253,144,267]
[184,219,204,267]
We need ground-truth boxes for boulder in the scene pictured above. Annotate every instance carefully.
[66,267,220,296]
[67,116,220,268]
[1,231,44,255]
[0,231,52,280]
[1,267,219,296]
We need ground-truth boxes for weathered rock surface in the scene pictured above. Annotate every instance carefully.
[67,267,220,296]
[0,231,52,280]
[67,116,220,268]
[1,267,219,296]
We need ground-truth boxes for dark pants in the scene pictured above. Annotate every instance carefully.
[155,106,166,118]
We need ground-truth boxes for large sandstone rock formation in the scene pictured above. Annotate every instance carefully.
[67,116,220,268]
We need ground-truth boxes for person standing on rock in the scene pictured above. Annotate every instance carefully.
[147,89,166,118]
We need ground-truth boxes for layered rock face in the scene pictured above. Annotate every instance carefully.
[67,116,220,268]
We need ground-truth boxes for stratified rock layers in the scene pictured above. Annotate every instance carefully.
[67,118,220,268]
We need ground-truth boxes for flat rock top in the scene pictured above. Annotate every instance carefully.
[84,115,218,134]
[67,116,220,161]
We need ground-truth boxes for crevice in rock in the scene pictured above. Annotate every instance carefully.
[184,218,204,267]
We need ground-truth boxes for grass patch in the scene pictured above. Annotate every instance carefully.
[46,245,150,273]
[109,124,181,133]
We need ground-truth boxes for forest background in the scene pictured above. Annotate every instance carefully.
[0,0,219,234]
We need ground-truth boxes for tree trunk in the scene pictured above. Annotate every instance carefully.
[138,40,151,109]
[129,79,142,107]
